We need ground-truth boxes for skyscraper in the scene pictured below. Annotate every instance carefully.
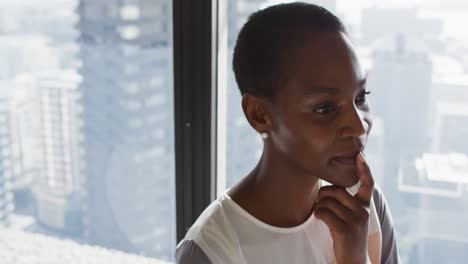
[431,77,468,154]
[0,0,81,233]
[78,0,175,260]
[0,96,14,226]
[431,102,468,154]
[8,76,41,215]
[32,71,83,234]
[368,34,433,209]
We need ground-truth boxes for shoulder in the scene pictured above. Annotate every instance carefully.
[371,184,395,237]
[183,196,235,243]
[176,240,211,264]
[176,239,212,264]
[372,185,393,225]
[372,184,401,264]
[176,196,243,263]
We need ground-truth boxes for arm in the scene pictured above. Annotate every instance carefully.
[176,240,212,264]
[372,186,400,264]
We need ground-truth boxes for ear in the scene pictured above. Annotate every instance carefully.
[241,93,273,134]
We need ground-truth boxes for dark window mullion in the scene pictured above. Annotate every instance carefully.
[173,0,217,243]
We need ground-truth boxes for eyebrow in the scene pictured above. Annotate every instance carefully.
[303,75,368,96]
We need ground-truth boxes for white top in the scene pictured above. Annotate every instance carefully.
[178,180,382,264]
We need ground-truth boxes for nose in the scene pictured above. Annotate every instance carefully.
[340,105,369,139]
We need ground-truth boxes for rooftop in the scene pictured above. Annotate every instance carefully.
[0,228,172,264]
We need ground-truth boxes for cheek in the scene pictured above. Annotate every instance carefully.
[307,129,334,152]
[276,123,326,150]
[299,129,337,176]
[273,111,336,162]
[295,122,336,160]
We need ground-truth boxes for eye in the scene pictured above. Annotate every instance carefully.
[313,102,336,115]
[356,90,371,105]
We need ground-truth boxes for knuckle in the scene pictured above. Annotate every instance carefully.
[318,186,331,195]
[320,197,336,206]
[316,207,332,219]
[314,209,327,221]
[314,208,325,217]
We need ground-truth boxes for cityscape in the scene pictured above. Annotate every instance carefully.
[0,0,467,263]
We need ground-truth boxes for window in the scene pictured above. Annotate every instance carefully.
[0,0,175,263]
[217,1,468,263]
[2,0,467,263]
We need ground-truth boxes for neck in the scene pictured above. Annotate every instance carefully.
[230,144,321,228]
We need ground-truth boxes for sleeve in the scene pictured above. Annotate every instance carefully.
[369,194,381,235]
[372,185,401,264]
[176,240,212,264]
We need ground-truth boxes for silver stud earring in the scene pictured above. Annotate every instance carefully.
[261,132,269,139]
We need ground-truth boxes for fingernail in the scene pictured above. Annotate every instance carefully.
[358,152,366,163]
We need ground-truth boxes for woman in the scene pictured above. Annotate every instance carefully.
[176,3,399,264]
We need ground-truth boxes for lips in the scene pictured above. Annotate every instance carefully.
[331,150,361,166]
[332,156,356,165]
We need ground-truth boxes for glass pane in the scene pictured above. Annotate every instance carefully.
[218,1,468,263]
[0,0,175,262]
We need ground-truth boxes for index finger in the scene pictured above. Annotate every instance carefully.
[354,152,374,206]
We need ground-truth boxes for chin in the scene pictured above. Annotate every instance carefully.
[342,176,360,188]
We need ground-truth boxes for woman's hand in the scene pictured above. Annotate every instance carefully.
[314,152,375,264]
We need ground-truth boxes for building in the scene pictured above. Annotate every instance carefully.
[0,227,170,264]
[368,34,433,200]
[363,117,385,188]
[431,102,468,154]
[8,76,44,217]
[31,71,83,235]
[431,72,468,155]
[0,96,14,226]
[78,0,175,260]
[397,152,468,263]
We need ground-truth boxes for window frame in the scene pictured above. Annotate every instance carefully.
[173,0,219,243]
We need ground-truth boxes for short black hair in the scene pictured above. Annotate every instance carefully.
[232,2,346,98]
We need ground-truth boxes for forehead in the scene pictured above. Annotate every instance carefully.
[285,32,365,93]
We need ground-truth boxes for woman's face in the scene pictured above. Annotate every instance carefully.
[268,31,372,187]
